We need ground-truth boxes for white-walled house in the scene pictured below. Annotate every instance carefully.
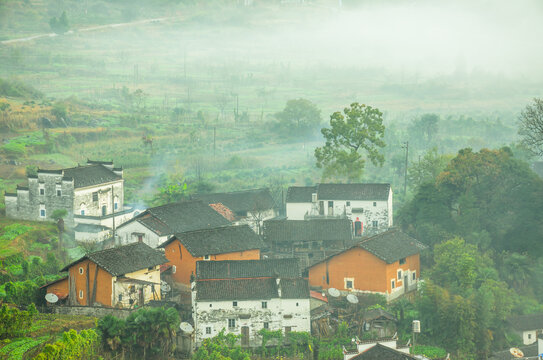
[192,188,277,234]
[5,159,140,242]
[286,183,392,235]
[192,259,309,348]
[115,200,231,248]
[508,314,543,345]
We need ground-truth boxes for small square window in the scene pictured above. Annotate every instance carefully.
[209,304,212,308]
[263,322,269,329]
[391,279,396,289]
[204,255,210,261]
[373,201,377,207]
[114,202,118,210]
[372,220,378,228]
[57,189,61,197]
[399,257,406,265]
[528,334,532,339]
[92,192,98,202]
[398,270,402,280]
[296,302,299,306]
[346,201,350,206]
[346,280,353,289]
[412,272,416,281]
[118,294,123,301]
[40,209,46,217]
[81,210,85,215]
[228,319,236,328]
[206,327,212,334]
[40,188,45,195]
[262,301,267,309]
[233,301,238,307]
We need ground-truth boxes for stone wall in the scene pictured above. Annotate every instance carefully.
[52,305,135,319]
[6,172,75,225]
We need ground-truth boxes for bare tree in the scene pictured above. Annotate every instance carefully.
[519,98,543,155]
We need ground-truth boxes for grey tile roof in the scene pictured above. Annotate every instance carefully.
[490,343,538,360]
[263,218,353,243]
[317,183,391,201]
[286,186,317,203]
[159,225,265,257]
[63,164,121,188]
[192,188,275,214]
[350,344,417,360]
[359,229,427,264]
[73,223,110,233]
[363,308,397,322]
[508,313,543,331]
[131,200,231,236]
[196,259,300,280]
[61,242,168,276]
[195,277,309,301]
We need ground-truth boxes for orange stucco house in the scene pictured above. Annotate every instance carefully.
[57,242,167,307]
[159,225,265,286]
[307,229,426,301]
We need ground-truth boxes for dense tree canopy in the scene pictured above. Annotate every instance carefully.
[518,98,543,156]
[273,98,322,137]
[315,102,386,181]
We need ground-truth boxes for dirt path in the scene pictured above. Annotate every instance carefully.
[0,16,178,45]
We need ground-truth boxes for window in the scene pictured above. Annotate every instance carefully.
[209,304,212,308]
[528,334,532,339]
[114,196,119,210]
[81,210,85,215]
[57,189,61,197]
[129,299,134,305]
[148,266,154,271]
[79,290,84,299]
[39,188,44,195]
[79,267,84,275]
[204,255,210,261]
[40,209,46,218]
[284,326,292,334]
[391,279,396,289]
[372,220,378,228]
[412,271,416,281]
[114,202,118,210]
[296,302,299,307]
[263,322,269,329]
[262,301,267,309]
[311,193,317,202]
[228,319,236,328]
[206,327,212,335]
[80,203,86,216]
[118,294,123,301]
[92,192,98,202]
[373,201,377,207]
[345,277,354,289]
[172,265,176,274]
[399,257,406,265]
[398,270,402,280]
[233,301,238,307]
[346,201,351,206]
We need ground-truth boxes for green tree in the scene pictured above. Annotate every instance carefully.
[273,98,322,136]
[518,97,543,156]
[193,329,251,360]
[51,102,67,120]
[49,11,69,34]
[315,102,386,181]
[408,148,451,189]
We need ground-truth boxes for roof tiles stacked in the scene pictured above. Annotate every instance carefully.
[263,218,352,243]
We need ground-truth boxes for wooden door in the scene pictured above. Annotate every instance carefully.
[241,326,249,347]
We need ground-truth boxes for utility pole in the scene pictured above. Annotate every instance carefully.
[402,141,409,195]
[111,185,116,244]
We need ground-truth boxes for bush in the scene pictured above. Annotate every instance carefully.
[0,304,37,339]
[34,329,99,360]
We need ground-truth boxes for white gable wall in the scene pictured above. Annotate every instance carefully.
[115,220,169,248]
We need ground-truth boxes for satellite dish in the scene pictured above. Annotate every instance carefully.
[346,294,359,304]
[45,293,58,303]
[161,281,171,293]
[179,322,194,333]
[510,348,524,358]
[328,288,340,298]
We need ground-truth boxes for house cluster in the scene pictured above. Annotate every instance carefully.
[7,162,426,350]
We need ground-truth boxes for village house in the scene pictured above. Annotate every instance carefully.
[192,259,310,348]
[508,313,543,345]
[344,339,414,360]
[46,242,167,308]
[307,229,426,302]
[158,225,266,287]
[192,188,277,234]
[263,218,354,268]
[285,183,393,235]
[4,160,140,241]
[115,200,231,248]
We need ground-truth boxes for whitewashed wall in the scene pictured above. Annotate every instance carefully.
[116,220,168,248]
